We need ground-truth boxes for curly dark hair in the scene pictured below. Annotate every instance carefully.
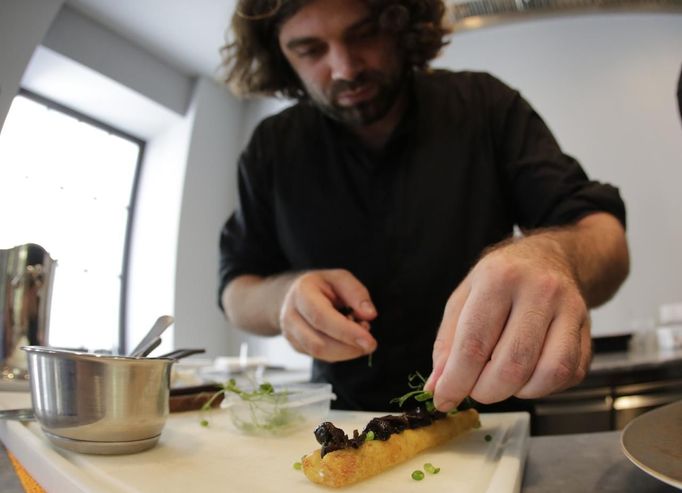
[220,0,451,99]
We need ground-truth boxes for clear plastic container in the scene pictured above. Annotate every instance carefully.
[222,382,335,436]
[657,302,682,350]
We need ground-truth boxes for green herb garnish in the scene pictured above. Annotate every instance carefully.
[365,430,375,441]
[389,371,437,413]
[424,463,440,474]
[389,371,433,408]
[390,371,473,415]
[411,470,425,481]
[293,462,302,470]
[200,378,302,434]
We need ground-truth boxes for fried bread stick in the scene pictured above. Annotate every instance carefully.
[302,408,480,488]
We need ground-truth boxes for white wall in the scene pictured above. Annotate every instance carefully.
[0,0,63,131]
[126,107,192,355]
[435,13,682,335]
[174,77,246,356]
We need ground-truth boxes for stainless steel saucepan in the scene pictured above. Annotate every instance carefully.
[21,346,173,454]
[4,346,205,455]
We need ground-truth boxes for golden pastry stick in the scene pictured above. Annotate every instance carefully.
[302,408,480,488]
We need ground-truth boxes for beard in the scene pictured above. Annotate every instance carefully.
[306,67,407,127]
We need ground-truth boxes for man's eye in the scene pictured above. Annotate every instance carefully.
[296,46,324,59]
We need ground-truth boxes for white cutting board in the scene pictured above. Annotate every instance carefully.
[0,392,529,493]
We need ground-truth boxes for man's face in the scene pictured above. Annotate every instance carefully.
[278,0,406,127]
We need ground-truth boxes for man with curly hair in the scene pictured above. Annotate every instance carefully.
[218,0,630,412]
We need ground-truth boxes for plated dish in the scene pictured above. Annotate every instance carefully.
[621,399,682,489]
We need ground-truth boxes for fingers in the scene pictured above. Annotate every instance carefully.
[424,280,470,392]
[521,312,591,397]
[282,309,369,362]
[279,269,377,362]
[468,297,551,404]
[431,279,512,411]
[325,270,377,322]
[297,287,376,350]
[430,258,589,411]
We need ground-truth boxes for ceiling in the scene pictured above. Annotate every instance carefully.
[64,0,681,80]
[66,0,238,78]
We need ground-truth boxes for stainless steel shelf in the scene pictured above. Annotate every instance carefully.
[447,0,682,32]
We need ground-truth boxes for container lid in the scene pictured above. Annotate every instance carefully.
[224,382,335,408]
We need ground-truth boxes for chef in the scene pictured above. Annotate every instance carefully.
[217,0,630,412]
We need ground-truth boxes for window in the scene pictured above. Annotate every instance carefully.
[0,92,142,353]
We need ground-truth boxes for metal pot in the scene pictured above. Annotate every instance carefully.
[22,346,174,454]
[1,244,56,382]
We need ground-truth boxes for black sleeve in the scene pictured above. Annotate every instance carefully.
[218,123,289,308]
[484,74,627,230]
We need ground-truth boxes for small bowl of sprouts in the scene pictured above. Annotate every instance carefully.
[201,379,335,436]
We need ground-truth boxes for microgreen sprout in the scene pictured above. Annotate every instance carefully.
[411,470,425,481]
[199,378,300,434]
[389,371,432,408]
[293,462,302,470]
[390,372,475,416]
[424,463,440,474]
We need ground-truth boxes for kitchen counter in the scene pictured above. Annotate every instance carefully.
[529,344,682,435]
[2,349,681,492]
[523,431,678,492]
[589,345,682,375]
[1,425,678,492]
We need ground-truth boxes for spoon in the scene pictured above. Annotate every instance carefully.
[129,315,175,358]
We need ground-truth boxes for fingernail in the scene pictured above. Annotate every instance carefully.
[360,301,376,316]
[435,400,455,412]
[355,338,373,353]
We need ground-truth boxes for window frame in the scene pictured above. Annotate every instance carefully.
[16,88,146,353]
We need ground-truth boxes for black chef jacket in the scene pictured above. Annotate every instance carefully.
[219,70,626,412]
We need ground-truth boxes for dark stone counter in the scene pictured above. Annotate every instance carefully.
[523,430,678,493]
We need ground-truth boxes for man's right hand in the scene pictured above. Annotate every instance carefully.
[278,269,377,362]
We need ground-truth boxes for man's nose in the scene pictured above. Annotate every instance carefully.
[329,44,362,81]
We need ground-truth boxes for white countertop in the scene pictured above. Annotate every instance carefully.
[0,391,529,493]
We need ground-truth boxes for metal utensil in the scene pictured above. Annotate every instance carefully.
[157,348,205,360]
[140,337,162,357]
[128,315,174,358]
[0,408,35,421]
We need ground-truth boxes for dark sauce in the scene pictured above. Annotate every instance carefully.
[314,405,446,457]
